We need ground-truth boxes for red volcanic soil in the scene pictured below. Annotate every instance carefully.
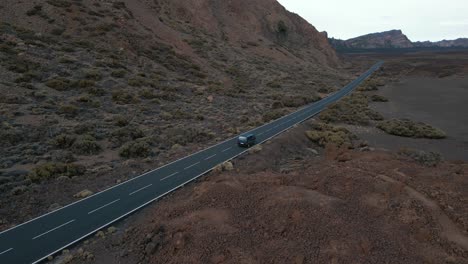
[65,125,468,264]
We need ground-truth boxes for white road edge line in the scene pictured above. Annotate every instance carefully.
[129,184,152,196]
[0,248,13,255]
[221,147,232,152]
[32,220,75,240]
[204,154,217,160]
[160,172,178,181]
[28,62,383,264]
[184,162,200,170]
[88,199,120,215]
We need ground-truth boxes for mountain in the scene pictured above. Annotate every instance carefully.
[414,38,468,48]
[330,29,468,50]
[330,30,414,49]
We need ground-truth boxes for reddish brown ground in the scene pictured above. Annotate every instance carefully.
[62,124,468,264]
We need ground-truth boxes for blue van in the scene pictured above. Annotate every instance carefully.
[237,133,256,147]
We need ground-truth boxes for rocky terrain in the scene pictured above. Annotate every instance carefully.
[0,0,349,228]
[1,1,468,264]
[331,29,468,50]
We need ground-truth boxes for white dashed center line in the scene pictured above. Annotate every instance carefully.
[221,147,232,152]
[266,128,272,132]
[32,220,76,240]
[160,172,178,181]
[88,199,120,215]
[257,132,264,136]
[0,248,13,255]
[184,162,200,170]
[129,184,152,196]
[204,154,217,160]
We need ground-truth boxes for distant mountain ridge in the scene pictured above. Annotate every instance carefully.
[330,30,468,50]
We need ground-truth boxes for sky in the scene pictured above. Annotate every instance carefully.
[277,0,468,41]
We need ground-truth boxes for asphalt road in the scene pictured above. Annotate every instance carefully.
[0,61,383,264]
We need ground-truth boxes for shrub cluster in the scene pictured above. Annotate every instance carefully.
[398,148,442,167]
[377,119,446,139]
[319,93,383,125]
[305,123,356,147]
[119,140,152,158]
[29,163,85,182]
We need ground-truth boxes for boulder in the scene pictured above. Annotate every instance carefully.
[222,161,234,171]
[74,189,94,198]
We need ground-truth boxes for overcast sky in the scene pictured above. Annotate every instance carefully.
[277,0,468,41]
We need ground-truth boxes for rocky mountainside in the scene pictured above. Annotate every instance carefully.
[414,38,468,48]
[0,0,349,230]
[330,29,468,50]
[330,30,414,49]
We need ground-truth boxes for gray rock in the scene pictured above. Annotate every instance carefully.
[307,148,319,155]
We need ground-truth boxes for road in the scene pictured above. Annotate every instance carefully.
[0,62,383,263]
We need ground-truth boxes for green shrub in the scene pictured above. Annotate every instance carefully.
[7,58,39,73]
[50,27,66,36]
[29,163,85,182]
[319,93,381,125]
[358,78,385,91]
[111,69,126,78]
[26,5,43,16]
[263,109,287,122]
[128,77,146,87]
[112,90,137,104]
[14,71,40,83]
[46,0,72,8]
[398,148,442,167]
[305,123,356,148]
[277,20,288,34]
[119,140,151,158]
[113,115,130,127]
[52,134,76,149]
[83,70,102,81]
[0,123,23,146]
[71,135,102,155]
[59,56,76,64]
[111,126,145,145]
[58,104,78,117]
[377,119,446,139]
[46,78,71,91]
[139,89,156,99]
[371,94,388,102]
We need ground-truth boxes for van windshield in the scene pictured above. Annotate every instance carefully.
[238,136,247,142]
